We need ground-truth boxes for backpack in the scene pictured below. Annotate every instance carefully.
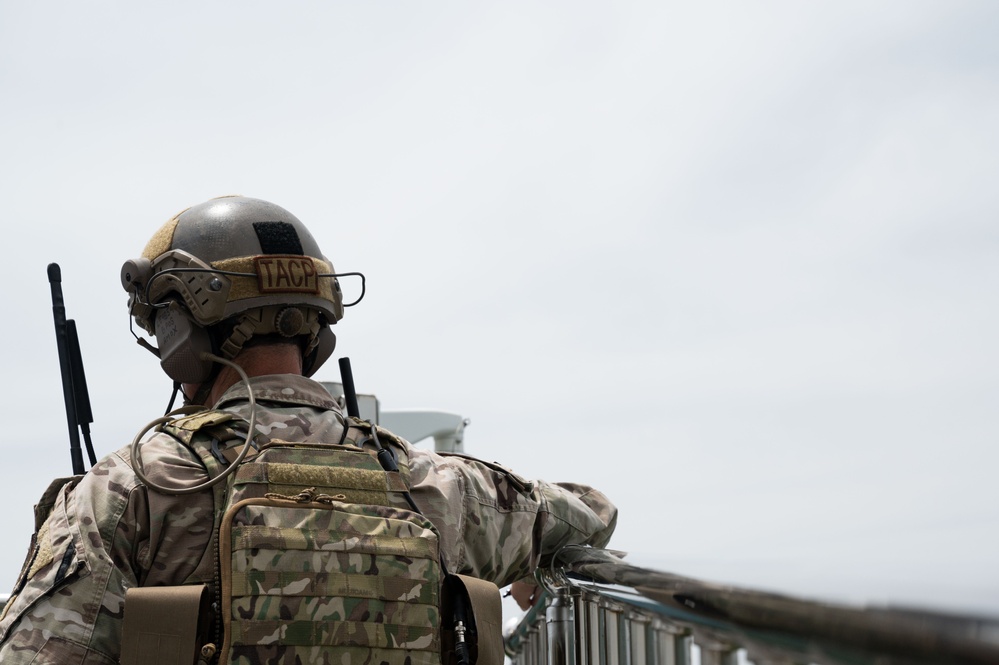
[178,413,445,665]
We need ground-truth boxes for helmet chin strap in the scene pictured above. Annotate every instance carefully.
[185,382,215,409]
[164,381,182,416]
[183,362,224,408]
[218,316,258,361]
[180,317,246,408]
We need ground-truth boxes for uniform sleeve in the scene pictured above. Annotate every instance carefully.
[0,452,142,665]
[407,449,617,588]
[0,437,213,665]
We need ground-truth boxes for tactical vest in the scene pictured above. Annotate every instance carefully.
[174,413,444,665]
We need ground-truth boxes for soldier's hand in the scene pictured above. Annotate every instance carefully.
[510,581,540,610]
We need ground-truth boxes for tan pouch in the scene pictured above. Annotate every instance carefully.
[442,574,504,665]
[120,584,213,665]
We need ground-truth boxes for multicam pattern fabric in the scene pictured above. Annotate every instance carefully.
[217,439,444,665]
[0,374,617,664]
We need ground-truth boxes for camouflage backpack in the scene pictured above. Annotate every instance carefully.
[174,413,444,665]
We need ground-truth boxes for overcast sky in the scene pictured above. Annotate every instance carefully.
[1,1,997,619]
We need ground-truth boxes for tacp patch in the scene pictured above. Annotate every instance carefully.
[254,255,320,294]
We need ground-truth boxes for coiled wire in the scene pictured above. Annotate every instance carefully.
[130,352,258,495]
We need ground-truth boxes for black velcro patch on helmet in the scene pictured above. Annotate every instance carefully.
[253,221,304,255]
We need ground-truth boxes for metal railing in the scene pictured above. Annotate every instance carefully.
[504,547,999,665]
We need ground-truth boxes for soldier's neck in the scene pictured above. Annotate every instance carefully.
[194,343,304,407]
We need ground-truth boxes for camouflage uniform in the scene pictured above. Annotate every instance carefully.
[0,375,617,664]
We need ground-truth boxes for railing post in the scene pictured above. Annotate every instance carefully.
[574,593,597,665]
[599,597,620,665]
[546,588,576,665]
[626,610,650,665]
[698,640,738,665]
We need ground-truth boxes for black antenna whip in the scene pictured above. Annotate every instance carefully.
[337,357,361,419]
[48,263,97,474]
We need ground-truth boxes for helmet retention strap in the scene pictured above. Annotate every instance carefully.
[219,317,257,360]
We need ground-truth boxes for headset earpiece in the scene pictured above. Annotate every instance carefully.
[155,301,215,383]
[121,257,153,291]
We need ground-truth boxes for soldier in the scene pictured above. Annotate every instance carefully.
[0,196,616,664]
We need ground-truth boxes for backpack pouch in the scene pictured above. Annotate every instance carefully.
[219,496,442,665]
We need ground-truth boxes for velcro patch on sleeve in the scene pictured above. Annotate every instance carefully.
[173,411,235,432]
[27,517,55,581]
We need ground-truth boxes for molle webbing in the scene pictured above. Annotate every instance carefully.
[218,442,443,665]
[231,445,411,507]
[232,620,437,648]
[232,523,438,560]
[230,646,440,665]
[231,570,439,603]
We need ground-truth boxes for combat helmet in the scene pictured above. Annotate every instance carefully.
[122,196,346,385]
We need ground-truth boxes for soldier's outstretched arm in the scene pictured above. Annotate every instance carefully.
[407,449,618,588]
